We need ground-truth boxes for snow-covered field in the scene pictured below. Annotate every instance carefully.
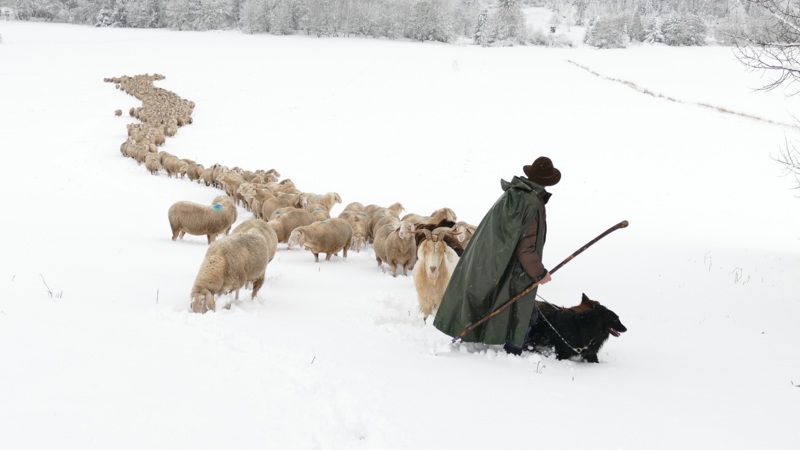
[1,20,799,450]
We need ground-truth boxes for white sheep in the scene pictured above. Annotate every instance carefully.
[231,219,278,263]
[190,230,269,313]
[144,153,162,175]
[373,219,417,277]
[266,209,317,245]
[186,163,204,183]
[413,227,460,322]
[367,202,405,243]
[287,218,353,262]
[453,220,477,248]
[261,192,310,220]
[337,210,368,253]
[168,196,237,244]
[307,192,342,211]
[163,155,189,178]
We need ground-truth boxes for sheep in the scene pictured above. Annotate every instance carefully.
[267,209,317,244]
[201,163,222,187]
[307,192,342,211]
[168,196,237,244]
[367,202,405,243]
[186,163,204,183]
[232,219,278,263]
[261,192,310,220]
[144,153,162,175]
[341,202,365,213]
[306,204,332,221]
[373,219,417,277]
[163,155,189,178]
[190,230,269,313]
[269,206,302,221]
[265,178,298,194]
[287,218,353,262]
[402,207,458,227]
[247,188,275,219]
[115,109,122,116]
[337,210,368,253]
[413,227,460,322]
[453,220,477,249]
[219,170,246,199]
[212,195,237,235]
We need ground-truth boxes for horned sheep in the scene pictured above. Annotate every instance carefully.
[287,218,353,262]
[168,196,237,244]
[190,230,269,313]
[413,227,460,322]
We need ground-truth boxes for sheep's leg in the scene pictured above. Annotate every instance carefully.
[251,276,265,298]
[325,253,332,261]
[314,253,320,263]
[342,244,349,259]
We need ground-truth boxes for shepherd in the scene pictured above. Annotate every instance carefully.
[433,156,560,355]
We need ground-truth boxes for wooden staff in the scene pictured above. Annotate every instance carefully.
[451,220,629,344]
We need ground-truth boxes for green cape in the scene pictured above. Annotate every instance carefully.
[433,176,547,346]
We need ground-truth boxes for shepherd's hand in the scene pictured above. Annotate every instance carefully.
[539,272,552,285]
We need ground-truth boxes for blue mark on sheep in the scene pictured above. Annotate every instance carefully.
[212,204,222,211]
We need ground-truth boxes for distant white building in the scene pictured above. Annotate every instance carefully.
[1,7,16,20]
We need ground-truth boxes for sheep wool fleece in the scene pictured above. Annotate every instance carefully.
[433,176,547,346]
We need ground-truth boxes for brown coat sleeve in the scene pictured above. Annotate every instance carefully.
[516,219,547,280]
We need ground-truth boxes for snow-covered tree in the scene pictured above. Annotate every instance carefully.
[640,14,664,43]
[125,0,162,27]
[474,6,487,45]
[407,0,453,42]
[490,0,526,44]
[584,14,629,48]
[661,12,707,46]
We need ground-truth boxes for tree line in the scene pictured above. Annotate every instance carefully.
[0,0,785,48]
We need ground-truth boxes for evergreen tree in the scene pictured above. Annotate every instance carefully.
[491,0,525,44]
[662,12,707,46]
[641,15,664,43]
[474,6,487,45]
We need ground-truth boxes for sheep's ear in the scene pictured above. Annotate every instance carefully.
[446,249,456,263]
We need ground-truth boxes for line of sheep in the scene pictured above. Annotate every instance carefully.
[107,73,478,320]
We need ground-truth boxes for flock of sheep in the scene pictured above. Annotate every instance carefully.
[106,73,477,319]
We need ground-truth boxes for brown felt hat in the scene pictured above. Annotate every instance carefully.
[523,156,561,186]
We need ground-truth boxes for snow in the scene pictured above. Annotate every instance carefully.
[1,20,799,450]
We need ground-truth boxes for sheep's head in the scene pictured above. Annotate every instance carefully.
[287,228,306,249]
[397,221,416,240]
[388,202,405,215]
[191,289,215,314]
[298,193,311,209]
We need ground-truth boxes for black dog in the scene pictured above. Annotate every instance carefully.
[525,293,627,363]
